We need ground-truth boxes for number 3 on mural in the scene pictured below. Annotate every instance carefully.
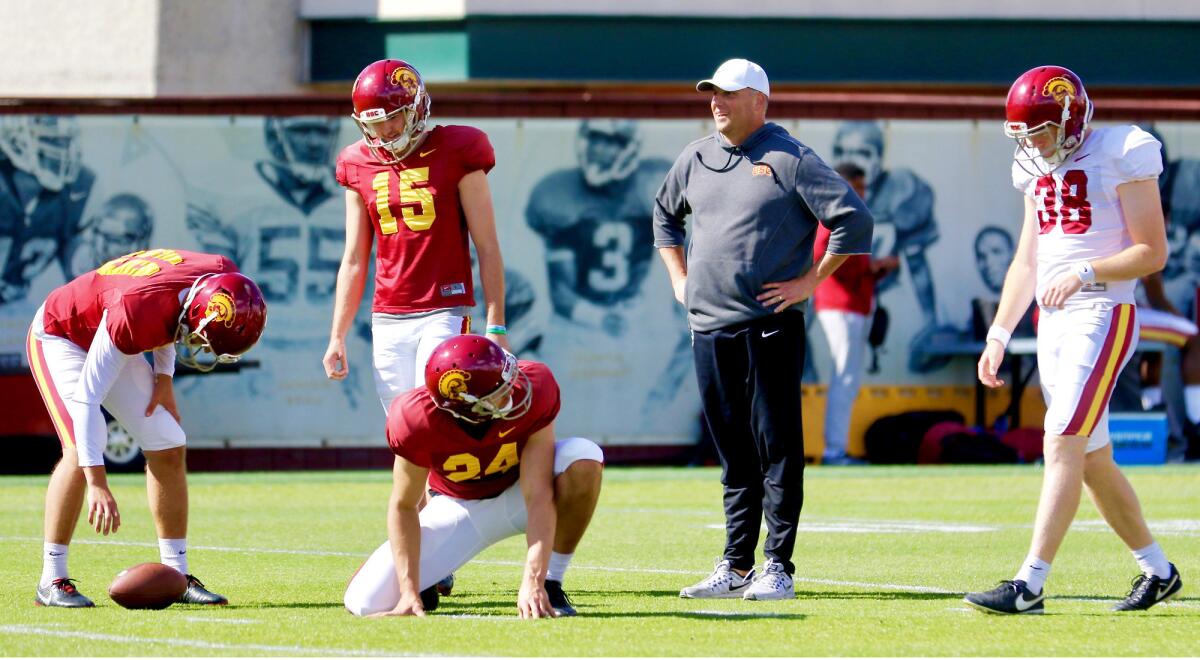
[371,168,437,234]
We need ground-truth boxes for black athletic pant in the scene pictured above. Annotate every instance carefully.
[692,311,806,575]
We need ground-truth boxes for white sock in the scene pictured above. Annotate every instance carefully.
[1132,541,1171,579]
[1185,385,1200,424]
[41,542,69,586]
[159,538,189,575]
[1014,555,1051,594]
[1141,386,1163,410]
[546,552,573,584]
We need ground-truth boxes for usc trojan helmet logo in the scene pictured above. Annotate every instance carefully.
[390,67,420,95]
[1042,77,1077,105]
[438,369,471,401]
[205,292,236,328]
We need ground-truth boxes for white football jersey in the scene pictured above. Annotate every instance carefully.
[1013,125,1163,308]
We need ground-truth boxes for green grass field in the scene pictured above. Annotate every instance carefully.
[1,464,1197,656]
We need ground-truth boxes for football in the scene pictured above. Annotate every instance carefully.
[108,562,188,610]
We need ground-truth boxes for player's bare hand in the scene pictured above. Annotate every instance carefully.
[323,339,348,380]
[757,277,816,313]
[1039,272,1084,309]
[486,331,512,352]
[368,592,426,618]
[517,581,556,619]
[145,374,180,422]
[672,277,687,306]
[86,485,121,536]
[977,340,1006,389]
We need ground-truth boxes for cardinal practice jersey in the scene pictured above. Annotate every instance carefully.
[41,249,236,353]
[385,360,560,500]
[1013,125,1163,309]
[336,125,495,314]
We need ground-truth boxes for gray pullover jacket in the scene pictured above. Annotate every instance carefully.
[653,122,874,332]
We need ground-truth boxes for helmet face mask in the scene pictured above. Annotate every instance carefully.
[176,272,267,372]
[1004,65,1094,176]
[425,335,532,424]
[350,60,431,164]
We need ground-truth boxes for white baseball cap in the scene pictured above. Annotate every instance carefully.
[696,59,770,96]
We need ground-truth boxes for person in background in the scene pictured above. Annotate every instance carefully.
[814,163,898,464]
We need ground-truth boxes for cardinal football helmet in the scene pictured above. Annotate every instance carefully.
[0,115,82,191]
[576,119,641,188]
[350,59,431,164]
[176,272,267,372]
[425,335,532,424]
[1004,65,1093,174]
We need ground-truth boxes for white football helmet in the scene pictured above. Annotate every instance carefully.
[576,119,641,188]
[0,115,82,191]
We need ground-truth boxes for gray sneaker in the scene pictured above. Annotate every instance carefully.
[743,559,795,601]
[679,560,756,599]
[35,578,95,608]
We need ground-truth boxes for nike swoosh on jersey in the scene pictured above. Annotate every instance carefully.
[762,330,781,338]
[420,149,437,158]
[499,428,515,437]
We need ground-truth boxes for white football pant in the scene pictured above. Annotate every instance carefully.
[343,436,605,617]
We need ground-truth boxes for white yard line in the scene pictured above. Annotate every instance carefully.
[0,625,418,657]
[181,615,260,624]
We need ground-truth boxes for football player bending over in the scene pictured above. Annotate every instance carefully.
[344,335,604,618]
[28,249,267,607]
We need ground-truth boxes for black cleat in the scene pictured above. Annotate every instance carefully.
[35,578,95,608]
[545,579,576,617]
[1113,564,1183,611]
[435,573,455,597]
[177,575,228,605]
[964,580,1044,615]
[420,585,439,612]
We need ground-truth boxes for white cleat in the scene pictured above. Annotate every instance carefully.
[680,559,756,599]
[743,559,795,601]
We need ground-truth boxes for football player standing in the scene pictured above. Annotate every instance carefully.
[967,66,1182,614]
[343,335,604,618]
[27,249,266,607]
[323,59,509,408]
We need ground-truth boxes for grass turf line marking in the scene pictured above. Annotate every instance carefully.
[181,615,260,624]
[0,625,419,657]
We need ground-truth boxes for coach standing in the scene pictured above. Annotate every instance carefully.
[654,59,873,601]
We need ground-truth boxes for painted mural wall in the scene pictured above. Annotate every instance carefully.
[3,115,1197,446]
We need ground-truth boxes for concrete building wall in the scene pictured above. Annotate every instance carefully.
[156,0,307,96]
[0,0,160,97]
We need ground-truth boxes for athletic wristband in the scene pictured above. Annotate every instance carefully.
[1073,261,1097,285]
[485,324,507,335]
[986,325,1011,350]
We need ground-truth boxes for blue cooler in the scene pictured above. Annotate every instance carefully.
[1108,413,1168,465]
